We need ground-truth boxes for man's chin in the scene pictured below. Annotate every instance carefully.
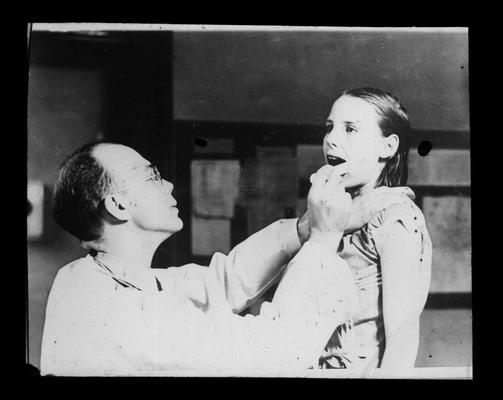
[160,218,184,236]
[171,218,184,233]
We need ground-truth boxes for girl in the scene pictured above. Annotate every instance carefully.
[316,87,432,371]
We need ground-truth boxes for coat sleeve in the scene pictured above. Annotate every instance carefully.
[151,239,359,372]
[170,218,302,314]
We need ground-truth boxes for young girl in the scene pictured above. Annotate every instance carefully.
[314,87,432,371]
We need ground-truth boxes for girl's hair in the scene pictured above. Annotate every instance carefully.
[342,87,411,187]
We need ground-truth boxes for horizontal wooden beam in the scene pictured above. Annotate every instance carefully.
[425,292,472,309]
[174,120,470,149]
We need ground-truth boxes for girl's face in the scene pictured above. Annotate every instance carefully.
[323,95,391,195]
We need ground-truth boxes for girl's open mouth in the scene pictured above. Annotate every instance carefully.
[326,155,346,166]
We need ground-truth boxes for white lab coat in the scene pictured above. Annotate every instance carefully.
[40,219,355,376]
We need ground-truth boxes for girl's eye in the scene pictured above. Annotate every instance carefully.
[324,125,333,135]
[346,126,357,134]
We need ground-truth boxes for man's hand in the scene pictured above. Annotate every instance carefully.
[345,186,415,233]
[307,164,352,249]
[297,186,415,242]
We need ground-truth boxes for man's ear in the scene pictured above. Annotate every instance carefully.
[379,134,399,159]
[103,194,131,221]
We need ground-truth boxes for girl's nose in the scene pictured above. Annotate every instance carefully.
[325,126,344,147]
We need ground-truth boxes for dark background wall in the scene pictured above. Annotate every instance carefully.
[27,65,105,369]
[173,30,469,130]
[27,31,175,369]
[27,27,470,371]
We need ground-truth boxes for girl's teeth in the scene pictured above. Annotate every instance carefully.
[327,157,345,166]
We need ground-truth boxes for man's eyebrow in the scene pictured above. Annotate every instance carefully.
[131,164,154,172]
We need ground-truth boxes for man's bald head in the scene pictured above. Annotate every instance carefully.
[92,143,151,188]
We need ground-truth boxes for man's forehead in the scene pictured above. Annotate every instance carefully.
[93,144,150,174]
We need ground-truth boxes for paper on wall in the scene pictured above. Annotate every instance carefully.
[191,159,241,218]
[191,216,231,256]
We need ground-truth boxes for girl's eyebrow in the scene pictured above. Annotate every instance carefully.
[326,119,357,125]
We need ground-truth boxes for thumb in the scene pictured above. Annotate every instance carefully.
[324,168,344,193]
[387,186,416,200]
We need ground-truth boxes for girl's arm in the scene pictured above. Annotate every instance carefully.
[379,222,426,370]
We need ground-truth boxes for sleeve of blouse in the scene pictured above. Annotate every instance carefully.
[369,201,428,258]
[368,200,432,313]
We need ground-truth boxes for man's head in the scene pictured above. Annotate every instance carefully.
[52,142,182,243]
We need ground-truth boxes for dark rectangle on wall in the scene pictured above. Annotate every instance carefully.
[298,178,311,198]
[411,186,471,197]
[425,293,472,309]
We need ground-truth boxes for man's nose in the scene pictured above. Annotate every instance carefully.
[164,180,174,192]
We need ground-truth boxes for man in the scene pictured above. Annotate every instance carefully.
[40,142,409,376]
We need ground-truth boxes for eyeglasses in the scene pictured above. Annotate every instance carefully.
[116,165,164,193]
[145,165,164,186]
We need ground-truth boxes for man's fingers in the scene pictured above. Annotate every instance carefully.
[341,190,353,209]
[309,165,341,196]
[371,194,411,212]
[309,165,334,184]
[370,186,416,200]
[390,186,415,200]
[330,162,349,178]
[324,167,344,192]
[310,163,348,186]
[370,186,391,195]
[309,170,328,191]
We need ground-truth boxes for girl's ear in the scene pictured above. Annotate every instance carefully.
[380,134,399,159]
[103,194,131,221]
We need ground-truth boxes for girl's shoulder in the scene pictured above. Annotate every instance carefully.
[366,195,428,240]
[349,190,432,265]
